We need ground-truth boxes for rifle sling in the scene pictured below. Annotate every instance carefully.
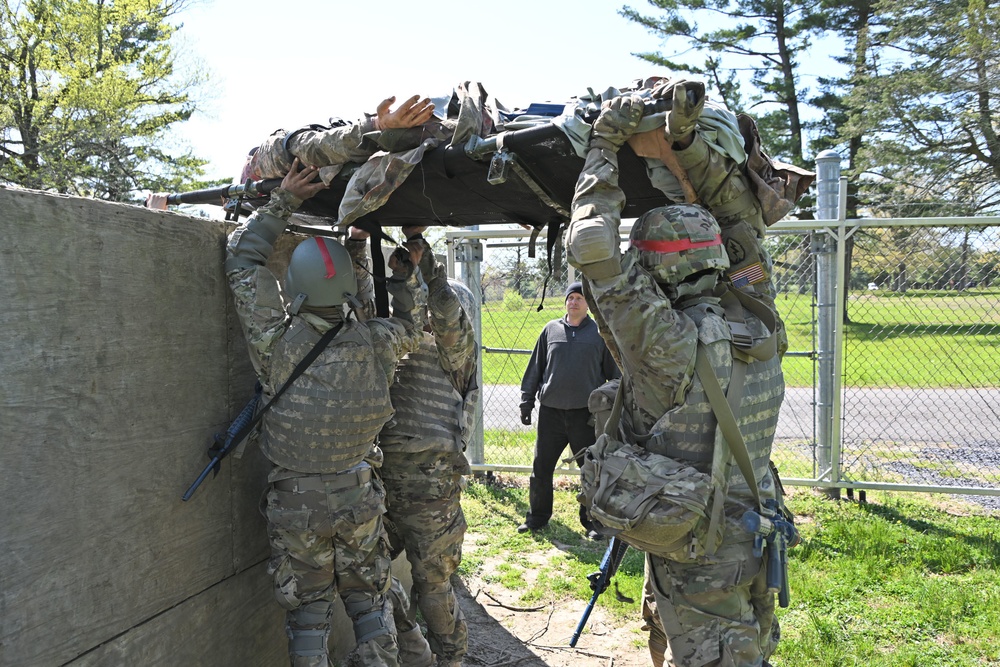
[227,320,346,451]
[695,343,762,510]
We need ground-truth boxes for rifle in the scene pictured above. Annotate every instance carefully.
[165,178,281,206]
[570,536,629,647]
[182,383,262,501]
[742,500,801,607]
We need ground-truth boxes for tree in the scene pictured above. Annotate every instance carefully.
[845,0,1000,216]
[0,0,215,202]
[620,0,826,166]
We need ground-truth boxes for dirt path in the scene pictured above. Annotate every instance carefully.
[455,542,650,667]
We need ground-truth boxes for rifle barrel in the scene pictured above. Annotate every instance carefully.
[166,179,281,206]
[569,537,628,647]
[570,591,600,647]
[181,456,223,502]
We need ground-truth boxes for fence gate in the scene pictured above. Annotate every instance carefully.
[444,202,1000,506]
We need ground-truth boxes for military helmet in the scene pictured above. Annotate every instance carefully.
[629,204,728,297]
[284,236,356,312]
[448,279,480,322]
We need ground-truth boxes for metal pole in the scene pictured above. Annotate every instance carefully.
[815,150,842,497]
[830,177,849,490]
[457,230,485,467]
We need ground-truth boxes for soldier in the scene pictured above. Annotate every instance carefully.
[225,159,426,667]
[245,95,436,185]
[566,88,786,667]
[348,227,479,667]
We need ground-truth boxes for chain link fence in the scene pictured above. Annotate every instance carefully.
[445,218,1000,502]
[832,222,1000,500]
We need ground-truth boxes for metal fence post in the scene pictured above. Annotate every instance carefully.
[456,235,486,466]
[815,150,842,495]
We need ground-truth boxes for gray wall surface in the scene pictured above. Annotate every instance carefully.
[0,188,388,666]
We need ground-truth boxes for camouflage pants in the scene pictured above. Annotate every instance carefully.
[642,540,778,667]
[380,452,468,663]
[263,465,398,667]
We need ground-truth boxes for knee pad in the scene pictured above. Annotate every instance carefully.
[345,595,393,645]
[290,600,333,628]
[415,582,457,635]
[286,601,333,658]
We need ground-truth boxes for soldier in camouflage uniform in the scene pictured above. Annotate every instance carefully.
[245,95,436,187]
[566,88,786,667]
[626,77,791,356]
[226,160,427,667]
[347,227,479,667]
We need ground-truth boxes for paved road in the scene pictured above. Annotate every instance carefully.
[476,384,1000,508]
[479,385,1000,446]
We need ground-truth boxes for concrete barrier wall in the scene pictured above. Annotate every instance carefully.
[0,188,386,666]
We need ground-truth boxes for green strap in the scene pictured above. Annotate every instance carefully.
[696,344,763,509]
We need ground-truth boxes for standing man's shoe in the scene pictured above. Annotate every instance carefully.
[517,522,544,533]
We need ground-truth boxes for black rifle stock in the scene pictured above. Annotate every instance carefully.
[570,537,629,647]
[182,384,262,501]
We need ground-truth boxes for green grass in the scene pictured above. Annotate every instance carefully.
[480,430,1000,489]
[480,288,1000,388]
[460,479,1000,666]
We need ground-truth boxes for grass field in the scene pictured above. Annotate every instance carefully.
[460,478,1000,666]
[479,288,1000,389]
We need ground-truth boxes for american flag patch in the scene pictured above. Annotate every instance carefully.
[730,262,766,288]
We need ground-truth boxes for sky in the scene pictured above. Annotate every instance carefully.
[169,0,674,180]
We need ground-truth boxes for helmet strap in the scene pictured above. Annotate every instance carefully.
[289,292,307,315]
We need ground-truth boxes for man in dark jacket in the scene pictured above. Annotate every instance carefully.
[518,282,620,539]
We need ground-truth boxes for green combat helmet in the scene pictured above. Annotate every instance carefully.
[448,279,480,322]
[629,204,729,299]
[284,237,356,314]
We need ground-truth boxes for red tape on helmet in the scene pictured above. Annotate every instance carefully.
[630,234,722,253]
[314,237,337,279]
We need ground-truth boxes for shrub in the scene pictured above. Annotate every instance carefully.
[502,289,526,311]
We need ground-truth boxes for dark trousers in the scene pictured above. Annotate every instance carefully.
[525,405,596,529]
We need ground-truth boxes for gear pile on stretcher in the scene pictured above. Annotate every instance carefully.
[169,77,813,242]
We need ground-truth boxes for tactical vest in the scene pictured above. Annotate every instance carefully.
[261,318,393,473]
[641,302,784,510]
[380,334,477,459]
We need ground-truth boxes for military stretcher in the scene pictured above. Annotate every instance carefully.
[168,98,676,236]
[169,83,812,315]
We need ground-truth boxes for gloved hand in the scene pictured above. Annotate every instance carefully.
[520,405,532,426]
[388,241,423,279]
[589,94,644,151]
[651,79,706,142]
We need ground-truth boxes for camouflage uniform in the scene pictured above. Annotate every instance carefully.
[664,132,787,356]
[226,188,425,667]
[568,105,785,666]
[374,238,478,667]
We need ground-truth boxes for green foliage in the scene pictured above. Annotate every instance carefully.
[0,0,217,201]
[620,0,826,165]
[620,0,1000,216]
[501,289,527,311]
[845,0,1000,216]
